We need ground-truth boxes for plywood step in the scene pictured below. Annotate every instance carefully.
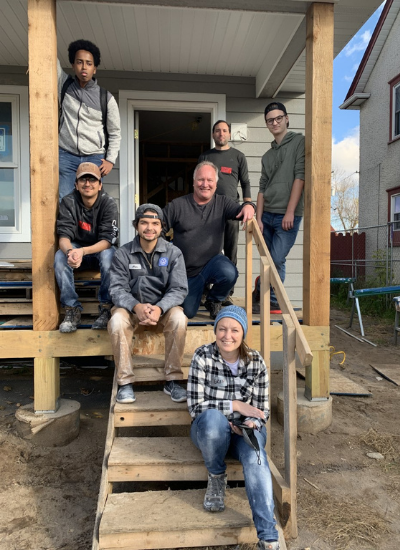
[114,391,191,427]
[99,488,258,550]
[108,437,245,482]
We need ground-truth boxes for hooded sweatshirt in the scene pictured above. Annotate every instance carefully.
[259,131,305,217]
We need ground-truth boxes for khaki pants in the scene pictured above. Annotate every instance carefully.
[108,306,187,386]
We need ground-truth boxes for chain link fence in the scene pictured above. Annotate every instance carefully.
[331,223,400,286]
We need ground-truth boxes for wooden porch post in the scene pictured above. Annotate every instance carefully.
[28,0,60,412]
[303,2,334,399]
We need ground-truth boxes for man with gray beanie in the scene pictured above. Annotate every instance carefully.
[108,204,188,404]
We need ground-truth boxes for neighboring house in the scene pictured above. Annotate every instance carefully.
[340,0,400,284]
[0,0,383,306]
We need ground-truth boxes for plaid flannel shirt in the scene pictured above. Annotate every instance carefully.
[187,342,269,429]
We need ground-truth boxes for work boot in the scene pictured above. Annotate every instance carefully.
[163,380,187,402]
[252,276,261,314]
[222,295,234,306]
[116,384,136,404]
[92,304,112,330]
[203,472,227,512]
[204,300,222,320]
[59,306,81,333]
[258,541,280,550]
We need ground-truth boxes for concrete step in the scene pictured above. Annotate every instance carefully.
[114,391,190,428]
[99,487,258,550]
[108,436,245,482]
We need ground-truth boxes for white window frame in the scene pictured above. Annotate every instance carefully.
[0,86,30,242]
[391,193,400,231]
[118,90,226,245]
[392,80,400,140]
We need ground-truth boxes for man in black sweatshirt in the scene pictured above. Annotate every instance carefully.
[54,162,118,332]
[163,161,255,320]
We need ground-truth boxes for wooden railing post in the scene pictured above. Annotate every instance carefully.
[245,224,254,346]
[282,314,298,538]
[260,258,271,456]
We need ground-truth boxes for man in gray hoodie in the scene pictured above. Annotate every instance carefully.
[58,39,121,199]
[108,204,188,405]
[253,102,305,314]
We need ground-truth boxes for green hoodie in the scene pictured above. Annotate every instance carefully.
[259,131,305,216]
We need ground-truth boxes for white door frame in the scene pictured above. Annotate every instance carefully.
[119,90,226,245]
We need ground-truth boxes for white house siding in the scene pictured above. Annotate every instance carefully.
[358,10,400,277]
[0,68,305,307]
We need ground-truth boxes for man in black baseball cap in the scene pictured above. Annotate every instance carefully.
[108,203,188,404]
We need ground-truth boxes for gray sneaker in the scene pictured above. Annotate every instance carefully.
[59,307,81,333]
[258,542,280,550]
[163,380,187,402]
[92,304,112,330]
[203,472,227,512]
[116,384,136,404]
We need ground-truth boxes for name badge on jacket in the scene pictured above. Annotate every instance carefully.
[129,264,142,269]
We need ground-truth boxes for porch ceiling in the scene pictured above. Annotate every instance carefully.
[0,0,384,97]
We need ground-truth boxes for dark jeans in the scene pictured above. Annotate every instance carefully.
[54,243,115,309]
[183,255,238,318]
[223,219,239,266]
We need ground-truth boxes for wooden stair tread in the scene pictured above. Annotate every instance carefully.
[99,487,257,549]
[114,391,190,427]
[124,354,193,367]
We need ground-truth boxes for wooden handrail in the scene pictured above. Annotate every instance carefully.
[245,218,313,538]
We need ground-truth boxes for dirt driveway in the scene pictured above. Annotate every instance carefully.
[0,307,398,550]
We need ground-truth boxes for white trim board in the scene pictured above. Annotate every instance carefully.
[118,91,226,245]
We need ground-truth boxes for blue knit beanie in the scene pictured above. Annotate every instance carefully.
[214,305,248,338]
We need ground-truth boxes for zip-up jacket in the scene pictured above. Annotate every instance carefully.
[57,189,119,247]
[57,60,121,164]
[109,236,188,314]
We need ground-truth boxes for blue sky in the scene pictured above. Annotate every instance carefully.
[331,2,385,175]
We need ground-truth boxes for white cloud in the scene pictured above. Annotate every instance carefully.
[344,30,371,57]
[332,127,360,180]
[344,75,354,82]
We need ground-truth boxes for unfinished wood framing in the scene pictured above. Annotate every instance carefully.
[303,2,334,328]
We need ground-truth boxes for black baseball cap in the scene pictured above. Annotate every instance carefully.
[264,102,287,117]
[135,203,164,222]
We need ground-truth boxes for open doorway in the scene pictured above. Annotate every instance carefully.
[137,111,211,209]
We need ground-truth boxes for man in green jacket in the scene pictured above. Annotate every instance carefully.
[253,102,305,314]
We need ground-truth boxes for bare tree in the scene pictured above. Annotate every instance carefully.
[331,167,359,230]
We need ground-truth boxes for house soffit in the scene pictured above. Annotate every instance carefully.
[0,0,386,97]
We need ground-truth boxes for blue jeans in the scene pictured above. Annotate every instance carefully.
[191,409,278,542]
[54,244,115,309]
[257,211,302,305]
[59,147,103,200]
[183,255,238,318]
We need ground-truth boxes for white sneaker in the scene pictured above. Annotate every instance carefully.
[116,384,136,403]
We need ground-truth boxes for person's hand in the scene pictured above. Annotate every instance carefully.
[282,211,294,231]
[236,204,255,228]
[229,422,243,436]
[256,218,263,233]
[133,303,155,324]
[232,400,265,420]
[100,159,113,177]
[67,248,83,269]
[146,305,162,324]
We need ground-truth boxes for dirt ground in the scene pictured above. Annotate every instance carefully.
[0,307,399,550]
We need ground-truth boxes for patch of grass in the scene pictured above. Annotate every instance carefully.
[298,487,389,549]
[359,428,398,461]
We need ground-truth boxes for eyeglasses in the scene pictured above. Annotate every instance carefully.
[77,176,99,184]
[266,115,286,126]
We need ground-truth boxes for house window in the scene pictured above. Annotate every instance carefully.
[387,186,400,246]
[389,75,400,141]
[393,194,400,230]
[0,87,30,242]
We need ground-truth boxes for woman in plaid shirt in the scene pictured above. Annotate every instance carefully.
[187,306,279,550]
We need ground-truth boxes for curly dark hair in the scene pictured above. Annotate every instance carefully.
[68,39,101,67]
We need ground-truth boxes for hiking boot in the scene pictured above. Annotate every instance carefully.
[252,290,260,315]
[222,295,234,307]
[270,302,281,313]
[164,380,187,402]
[258,541,280,550]
[203,472,227,512]
[92,304,112,330]
[59,307,81,333]
[204,300,222,320]
[116,384,136,404]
